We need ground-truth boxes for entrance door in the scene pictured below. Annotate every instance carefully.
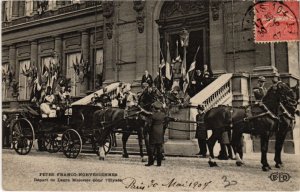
[157,1,210,73]
[168,28,208,71]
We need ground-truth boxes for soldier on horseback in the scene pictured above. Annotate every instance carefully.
[253,76,267,102]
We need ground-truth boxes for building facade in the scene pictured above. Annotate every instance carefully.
[2,1,300,154]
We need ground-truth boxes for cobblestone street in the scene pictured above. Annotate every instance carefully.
[2,149,300,191]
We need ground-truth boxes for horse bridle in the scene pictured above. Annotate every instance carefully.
[279,102,295,120]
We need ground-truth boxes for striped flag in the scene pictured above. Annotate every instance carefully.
[183,61,196,94]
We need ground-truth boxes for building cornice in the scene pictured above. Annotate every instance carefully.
[2,4,103,35]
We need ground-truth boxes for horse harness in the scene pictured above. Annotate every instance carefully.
[227,103,280,134]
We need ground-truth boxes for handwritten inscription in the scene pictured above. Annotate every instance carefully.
[122,176,238,190]
[254,1,299,42]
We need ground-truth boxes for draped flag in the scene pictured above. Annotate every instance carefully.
[159,59,165,92]
[165,42,172,80]
[183,61,195,94]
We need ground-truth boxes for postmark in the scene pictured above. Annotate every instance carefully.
[253,1,299,42]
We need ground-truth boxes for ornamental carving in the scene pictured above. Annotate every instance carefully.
[133,0,146,33]
[102,1,114,18]
[211,2,220,21]
[160,1,208,20]
[105,22,113,39]
[102,1,114,39]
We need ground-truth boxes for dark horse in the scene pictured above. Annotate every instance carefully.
[204,81,294,171]
[274,82,299,168]
[93,106,151,161]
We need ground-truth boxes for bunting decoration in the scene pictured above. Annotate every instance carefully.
[21,61,37,87]
[73,51,90,84]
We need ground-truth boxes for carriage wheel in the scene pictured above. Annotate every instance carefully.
[62,129,82,158]
[44,133,61,153]
[11,118,35,155]
[92,133,112,155]
[103,134,112,155]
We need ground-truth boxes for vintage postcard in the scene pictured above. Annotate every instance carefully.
[2,0,300,191]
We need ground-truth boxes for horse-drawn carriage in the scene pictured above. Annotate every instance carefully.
[6,104,113,158]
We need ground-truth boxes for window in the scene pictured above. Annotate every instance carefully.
[2,64,9,100]
[3,0,13,21]
[66,52,81,96]
[95,49,103,75]
[19,60,31,100]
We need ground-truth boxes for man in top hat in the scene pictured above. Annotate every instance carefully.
[139,82,156,111]
[253,76,267,102]
[98,87,112,108]
[195,104,207,158]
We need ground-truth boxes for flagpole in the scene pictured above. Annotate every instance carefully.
[159,50,165,92]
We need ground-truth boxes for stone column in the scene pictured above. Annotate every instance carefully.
[80,30,89,94]
[30,41,38,73]
[11,1,19,19]
[81,31,90,62]
[54,35,63,75]
[9,44,17,79]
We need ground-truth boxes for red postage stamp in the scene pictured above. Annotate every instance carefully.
[254,1,299,42]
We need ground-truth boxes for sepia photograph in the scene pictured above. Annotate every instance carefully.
[1,0,300,191]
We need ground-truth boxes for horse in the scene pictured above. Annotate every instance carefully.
[93,106,151,161]
[274,82,299,168]
[204,81,294,171]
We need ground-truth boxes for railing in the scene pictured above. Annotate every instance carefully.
[71,82,121,106]
[190,73,233,112]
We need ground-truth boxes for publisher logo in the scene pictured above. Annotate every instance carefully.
[269,172,291,182]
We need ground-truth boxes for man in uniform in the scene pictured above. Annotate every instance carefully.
[145,101,176,167]
[253,76,267,102]
[195,104,207,158]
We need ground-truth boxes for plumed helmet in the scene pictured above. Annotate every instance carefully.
[258,76,266,82]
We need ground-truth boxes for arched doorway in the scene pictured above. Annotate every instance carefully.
[156,1,210,73]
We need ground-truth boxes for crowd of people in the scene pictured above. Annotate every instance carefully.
[30,78,71,118]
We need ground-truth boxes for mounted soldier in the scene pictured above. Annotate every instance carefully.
[253,76,267,102]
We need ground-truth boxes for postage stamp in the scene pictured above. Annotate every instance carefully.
[254,1,299,42]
